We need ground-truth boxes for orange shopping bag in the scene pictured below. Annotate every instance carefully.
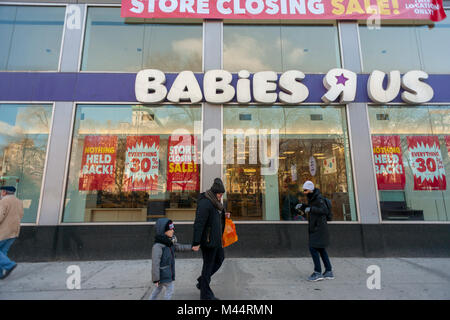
[222,218,238,248]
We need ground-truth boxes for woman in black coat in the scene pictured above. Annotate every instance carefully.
[297,180,334,282]
[192,178,230,300]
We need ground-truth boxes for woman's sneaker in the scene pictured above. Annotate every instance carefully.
[323,271,335,280]
[308,272,324,282]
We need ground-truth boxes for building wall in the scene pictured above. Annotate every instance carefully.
[0,1,449,260]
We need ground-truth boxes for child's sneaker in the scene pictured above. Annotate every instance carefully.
[323,271,335,280]
[308,272,324,282]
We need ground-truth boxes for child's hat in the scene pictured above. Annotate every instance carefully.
[165,220,175,231]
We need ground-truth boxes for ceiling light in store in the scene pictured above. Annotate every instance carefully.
[283,151,295,154]
[244,169,256,173]
[376,114,389,121]
[239,114,252,121]
[313,153,324,156]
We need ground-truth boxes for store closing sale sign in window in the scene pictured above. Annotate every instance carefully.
[122,0,447,21]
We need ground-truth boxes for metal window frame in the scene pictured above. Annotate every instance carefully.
[77,3,204,73]
[221,103,360,225]
[0,101,55,226]
[366,102,450,225]
[58,101,203,225]
[0,2,68,73]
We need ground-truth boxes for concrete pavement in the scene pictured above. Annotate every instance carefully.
[0,258,449,300]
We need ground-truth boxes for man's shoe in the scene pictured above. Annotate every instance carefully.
[323,271,335,280]
[307,271,324,282]
[0,264,17,280]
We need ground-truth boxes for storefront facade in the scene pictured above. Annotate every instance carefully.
[1,0,449,261]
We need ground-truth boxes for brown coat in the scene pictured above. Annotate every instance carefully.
[0,195,24,241]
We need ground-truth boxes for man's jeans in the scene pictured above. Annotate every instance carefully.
[0,238,17,272]
[309,246,332,273]
[149,281,175,300]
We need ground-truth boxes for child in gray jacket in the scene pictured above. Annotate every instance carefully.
[150,218,193,300]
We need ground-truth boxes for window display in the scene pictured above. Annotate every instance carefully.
[63,104,201,222]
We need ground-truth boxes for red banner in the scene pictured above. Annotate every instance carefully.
[79,136,118,191]
[407,136,446,191]
[372,135,405,190]
[121,0,447,21]
[167,135,199,192]
[123,136,160,192]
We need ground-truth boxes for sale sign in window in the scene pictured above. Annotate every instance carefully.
[167,135,199,192]
[123,136,160,192]
[407,136,446,191]
[79,136,118,191]
[372,135,405,190]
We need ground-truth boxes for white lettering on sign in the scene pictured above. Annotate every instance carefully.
[135,69,434,105]
[204,70,235,104]
[217,0,232,14]
[321,68,357,104]
[367,70,401,104]
[279,70,309,104]
[167,70,203,103]
[401,70,434,104]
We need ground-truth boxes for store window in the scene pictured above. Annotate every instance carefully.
[63,105,201,223]
[223,24,341,73]
[81,7,202,72]
[0,5,65,71]
[0,104,53,223]
[359,11,450,73]
[223,105,357,221]
[369,106,450,221]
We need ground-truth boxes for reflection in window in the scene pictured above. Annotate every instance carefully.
[223,106,357,221]
[63,105,201,223]
[0,104,53,223]
[360,11,450,73]
[81,7,202,72]
[223,24,341,73]
[0,5,65,71]
[369,106,450,221]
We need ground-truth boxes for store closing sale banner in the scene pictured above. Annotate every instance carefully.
[122,0,447,21]
[167,135,199,192]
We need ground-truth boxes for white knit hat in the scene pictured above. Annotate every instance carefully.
[302,181,314,191]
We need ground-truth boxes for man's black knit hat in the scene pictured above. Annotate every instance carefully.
[211,178,225,194]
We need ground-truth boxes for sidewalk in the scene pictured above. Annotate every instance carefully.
[0,258,449,300]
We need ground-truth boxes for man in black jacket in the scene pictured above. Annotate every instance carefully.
[192,178,230,300]
[296,180,334,282]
